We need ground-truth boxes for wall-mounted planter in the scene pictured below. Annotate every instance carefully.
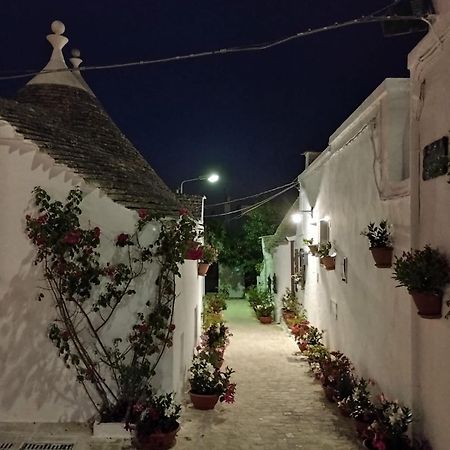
[370,247,393,268]
[409,290,443,319]
[308,244,319,256]
[320,256,335,270]
[198,263,210,276]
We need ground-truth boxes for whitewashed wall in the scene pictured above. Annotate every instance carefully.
[295,79,414,414]
[157,260,203,401]
[272,243,291,322]
[0,122,201,422]
[407,13,450,449]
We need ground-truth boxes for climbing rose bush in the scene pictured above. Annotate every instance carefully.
[25,186,197,420]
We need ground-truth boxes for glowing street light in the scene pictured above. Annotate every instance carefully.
[179,173,220,194]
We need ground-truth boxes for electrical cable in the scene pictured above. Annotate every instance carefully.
[204,183,296,218]
[205,179,297,208]
[0,14,430,82]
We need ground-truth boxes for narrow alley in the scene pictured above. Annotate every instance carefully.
[176,300,362,450]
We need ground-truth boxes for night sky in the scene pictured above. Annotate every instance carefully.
[0,1,423,203]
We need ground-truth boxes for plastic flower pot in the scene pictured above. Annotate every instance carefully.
[370,247,393,268]
[409,290,443,319]
[198,263,210,276]
[134,424,180,450]
[190,392,220,410]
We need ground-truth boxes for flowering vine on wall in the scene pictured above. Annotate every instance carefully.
[25,187,197,421]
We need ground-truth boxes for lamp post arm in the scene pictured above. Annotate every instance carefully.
[180,177,203,194]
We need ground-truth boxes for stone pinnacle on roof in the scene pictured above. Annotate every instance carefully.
[27,20,94,95]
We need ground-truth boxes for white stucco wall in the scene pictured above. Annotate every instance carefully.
[272,243,291,322]
[0,122,201,422]
[157,260,203,401]
[296,79,413,412]
[407,14,450,449]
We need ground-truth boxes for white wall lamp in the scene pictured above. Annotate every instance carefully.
[291,207,314,223]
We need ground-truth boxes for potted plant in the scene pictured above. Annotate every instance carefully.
[364,395,412,450]
[200,322,232,369]
[254,298,275,324]
[361,220,394,268]
[198,243,219,276]
[344,378,376,438]
[304,238,318,256]
[129,392,181,450]
[318,241,335,270]
[393,245,450,318]
[188,351,236,410]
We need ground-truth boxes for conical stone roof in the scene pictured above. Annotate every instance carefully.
[0,21,179,215]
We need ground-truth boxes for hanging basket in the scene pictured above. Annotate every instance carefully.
[198,263,210,276]
[409,290,443,319]
[320,256,335,270]
[370,247,393,268]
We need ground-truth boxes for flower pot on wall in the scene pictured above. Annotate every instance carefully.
[370,247,393,268]
[190,392,220,410]
[308,244,318,255]
[198,263,210,276]
[409,291,443,319]
[320,256,335,270]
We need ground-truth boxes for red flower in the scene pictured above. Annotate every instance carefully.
[179,208,190,217]
[64,230,81,245]
[185,244,204,260]
[37,214,48,224]
[168,324,176,332]
[93,227,101,239]
[223,383,236,404]
[137,323,149,333]
[116,233,130,247]
[138,208,149,219]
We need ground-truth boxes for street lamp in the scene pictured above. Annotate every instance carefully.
[179,173,220,194]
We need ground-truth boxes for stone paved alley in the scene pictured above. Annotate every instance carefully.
[0,300,362,450]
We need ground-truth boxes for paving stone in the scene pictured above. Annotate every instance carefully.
[0,300,362,450]
[175,299,362,450]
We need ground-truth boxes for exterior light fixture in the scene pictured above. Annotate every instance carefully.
[179,173,220,193]
[291,213,302,224]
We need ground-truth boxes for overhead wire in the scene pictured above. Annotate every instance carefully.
[204,182,296,219]
[205,179,297,208]
[0,13,431,82]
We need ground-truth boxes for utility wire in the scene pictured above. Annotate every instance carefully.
[205,179,297,208]
[205,183,296,218]
[0,14,429,82]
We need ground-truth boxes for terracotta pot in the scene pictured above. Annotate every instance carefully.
[370,247,393,268]
[197,263,210,276]
[258,316,273,324]
[338,403,351,417]
[320,256,335,270]
[308,244,318,255]
[409,290,443,319]
[322,385,336,402]
[134,424,180,450]
[190,392,220,410]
